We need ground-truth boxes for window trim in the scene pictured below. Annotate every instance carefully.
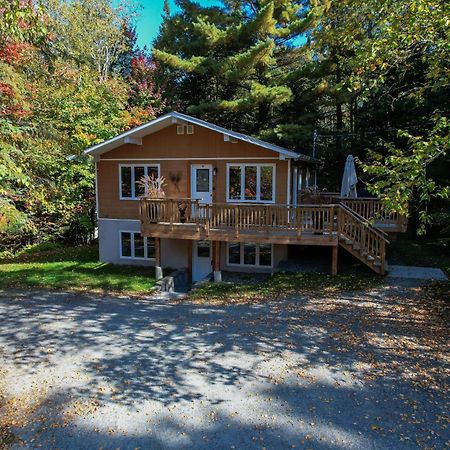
[119,164,160,200]
[119,230,156,261]
[226,163,276,203]
[226,242,273,268]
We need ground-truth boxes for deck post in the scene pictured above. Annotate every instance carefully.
[213,241,222,283]
[331,245,338,276]
[155,237,163,280]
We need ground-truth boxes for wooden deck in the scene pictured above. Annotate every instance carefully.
[299,192,408,233]
[140,198,392,274]
[140,199,338,245]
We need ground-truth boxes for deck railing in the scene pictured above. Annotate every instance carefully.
[337,203,389,273]
[299,192,407,232]
[140,198,389,273]
[140,198,335,237]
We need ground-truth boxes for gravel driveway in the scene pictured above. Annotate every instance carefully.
[0,281,448,450]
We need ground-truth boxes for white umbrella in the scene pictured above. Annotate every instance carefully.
[340,154,358,197]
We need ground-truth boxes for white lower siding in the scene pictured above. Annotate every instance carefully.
[98,219,152,266]
[98,218,288,272]
[98,219,189,268]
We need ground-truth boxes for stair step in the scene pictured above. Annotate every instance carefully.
[352,244,361,251]
[366,255,375,262]
[373,260,389,268]
[345,238,353,245]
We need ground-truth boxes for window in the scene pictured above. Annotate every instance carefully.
[228,243,240,264]
[196,240,211,258]
[244,166,257,200]
[196,169,210,193]
[243,243,256,265]
[120,231,155,260]
[227,243,273,267]
[228,166,241,200]
[227,164,275,203]
[119,165,159,199]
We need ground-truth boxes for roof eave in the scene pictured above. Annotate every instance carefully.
[83,111,313,161]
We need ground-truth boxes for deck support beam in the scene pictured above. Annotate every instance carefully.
[331,245,338,276]
[155,237,163,280]
[213,241,222,283]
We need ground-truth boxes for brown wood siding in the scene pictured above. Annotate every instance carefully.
[97,124,289,220]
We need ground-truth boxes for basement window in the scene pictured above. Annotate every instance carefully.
[227,243,273,268]
[120,231,155,260]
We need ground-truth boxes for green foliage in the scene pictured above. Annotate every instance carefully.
[343,0,450,233]
[154,0,309,132]
[43,0,138,81]
[1,0,165,252]
[0,0,47,46]
[1,0,448,250]
[360,117,449,234]
[0,198,31,234]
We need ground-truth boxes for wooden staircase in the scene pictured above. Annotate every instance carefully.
[337,203,389,274]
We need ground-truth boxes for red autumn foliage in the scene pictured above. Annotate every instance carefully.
[0,41,29,64]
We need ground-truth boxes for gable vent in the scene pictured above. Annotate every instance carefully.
[177,124,194,135]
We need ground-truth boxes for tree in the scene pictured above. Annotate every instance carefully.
[346,0,450,232]
[153,0,310,134]
[43,0,138,82]
[1,0,166,252]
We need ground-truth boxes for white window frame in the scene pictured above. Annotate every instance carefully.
[226,163,276,203]
[119,164,160,200]
[226,242,273,268]
[119,231,155,260]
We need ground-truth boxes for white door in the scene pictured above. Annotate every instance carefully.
[191,164,213,203]
[192,240,212,282]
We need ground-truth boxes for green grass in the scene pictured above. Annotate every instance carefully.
[0,245,157,294]
[189,271,383,304]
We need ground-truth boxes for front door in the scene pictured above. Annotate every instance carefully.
[192,240,212,282]
[191,164,213,203]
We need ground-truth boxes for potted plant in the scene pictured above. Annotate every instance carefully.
[138,175,167,223]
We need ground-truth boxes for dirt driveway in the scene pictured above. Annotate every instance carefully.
[0,281,448,449]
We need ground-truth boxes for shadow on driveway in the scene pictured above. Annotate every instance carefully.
[0,281,448,449]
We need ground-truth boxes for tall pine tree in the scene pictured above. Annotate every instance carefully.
[153,0,310,135]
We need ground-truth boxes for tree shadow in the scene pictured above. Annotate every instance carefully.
[0,281,448,449]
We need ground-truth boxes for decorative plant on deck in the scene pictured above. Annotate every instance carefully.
[137,174,166,198]
[138,175,167,224]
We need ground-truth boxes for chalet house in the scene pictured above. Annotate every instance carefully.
[84,112,406,283]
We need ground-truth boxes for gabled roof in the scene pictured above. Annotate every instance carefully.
[84,111,319,163]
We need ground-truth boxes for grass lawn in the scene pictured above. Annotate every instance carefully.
[0,245,157,294]
[189,271,383,304]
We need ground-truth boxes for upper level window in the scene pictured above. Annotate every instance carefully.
[120,165,159,199]
[227,164,275,203]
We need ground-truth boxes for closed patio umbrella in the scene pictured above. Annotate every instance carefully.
[340,154,358,197]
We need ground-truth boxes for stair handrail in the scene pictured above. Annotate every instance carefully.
[339,202,390,243]
[338,202,388,274]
